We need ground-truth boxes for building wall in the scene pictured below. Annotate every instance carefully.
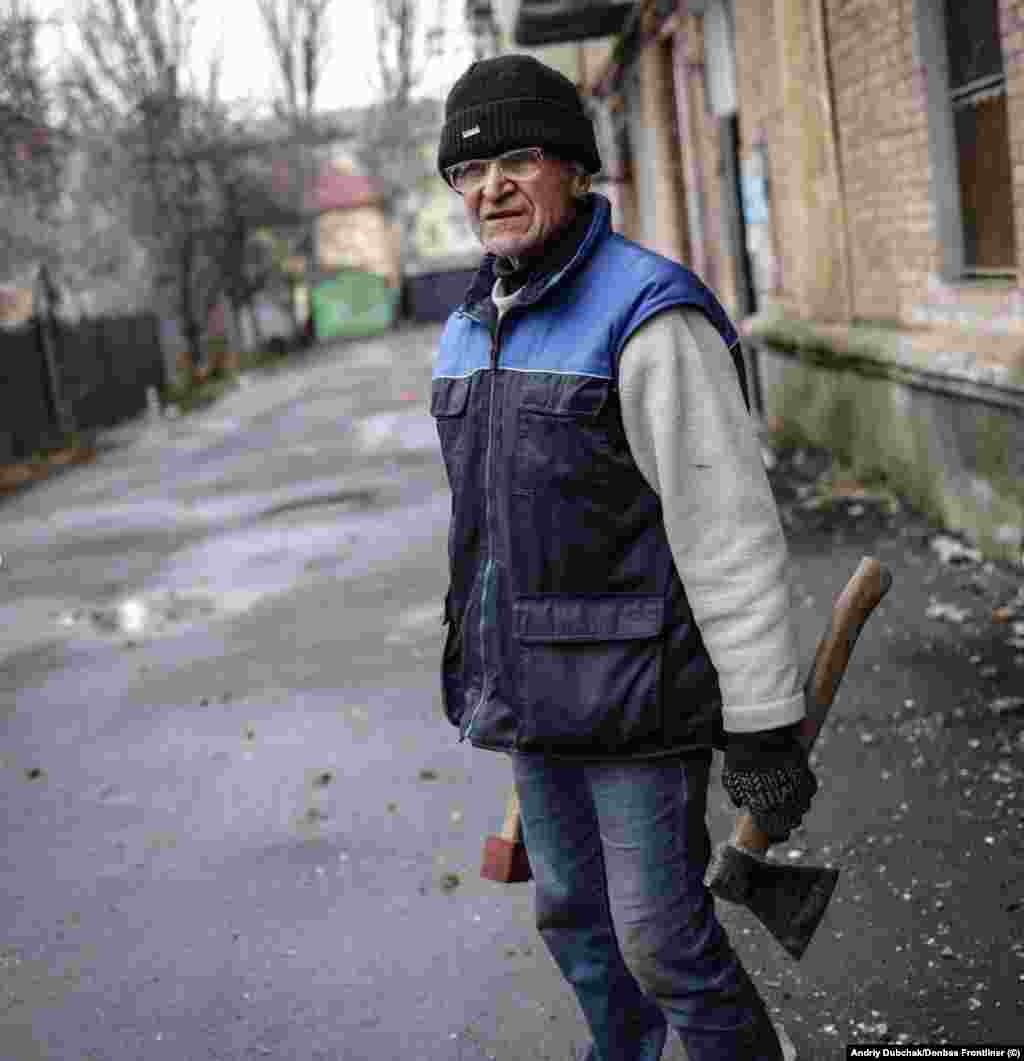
[902,0,1024,333]
[828,0,1024,336]
[625,32,690,265]
[623,67,660,253]
[732,0,850,321]
[735,0,1024,337]
[828,0,936,323]
[675,12,738,313]
[732,1,788,307]
[1006,0,1024,279]
[591,97,638,240]
[733,0,1024,562]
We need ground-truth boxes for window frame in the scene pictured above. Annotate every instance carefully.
[917,0,1019,280]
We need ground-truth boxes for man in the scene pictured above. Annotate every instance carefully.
[432,54,815,1061]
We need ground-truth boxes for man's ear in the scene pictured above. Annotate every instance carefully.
[574,172,592,198]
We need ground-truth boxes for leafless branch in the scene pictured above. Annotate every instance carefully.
[256,0,332,121]
[1,0,63,273]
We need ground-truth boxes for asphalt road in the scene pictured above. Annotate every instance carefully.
[1,324,1021,1060]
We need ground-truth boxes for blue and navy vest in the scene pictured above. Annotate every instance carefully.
[431,195,746,759]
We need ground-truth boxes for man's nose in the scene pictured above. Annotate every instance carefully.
[480,160,508,198]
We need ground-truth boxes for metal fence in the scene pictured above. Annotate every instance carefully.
[1,312,165,463]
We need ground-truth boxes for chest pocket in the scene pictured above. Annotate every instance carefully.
[431,376,472,490]
[514,375,622,495]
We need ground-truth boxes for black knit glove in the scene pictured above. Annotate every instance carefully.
[721,723,818,843]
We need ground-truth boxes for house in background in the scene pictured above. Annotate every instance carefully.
[308,161,401,285]
[489,0,1023,565]
[304,158,402,340]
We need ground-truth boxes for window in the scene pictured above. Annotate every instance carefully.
[943,0,1016,273]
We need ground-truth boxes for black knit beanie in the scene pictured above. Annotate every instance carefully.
[438,54,601,178]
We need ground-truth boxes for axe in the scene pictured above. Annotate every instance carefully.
[705,554,892,958]
[481,556,893,960]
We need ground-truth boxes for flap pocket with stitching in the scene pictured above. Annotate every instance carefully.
[431,377,472,486]
[514,593,665,750]
[517,374,610,418]
[430,376,471,418]
[514,376,620,495]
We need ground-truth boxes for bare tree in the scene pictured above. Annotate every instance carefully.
[60,0,249,368]
[255,0,332,122]
[360,0,450,275]
[0,0,63,279]
[375,0,421,109]
[369,0,448,137]
[464,0,502,61]
[204,137,307,350]
[254,0,335,332]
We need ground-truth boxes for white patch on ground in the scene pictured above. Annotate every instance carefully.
[0,589,264,659]
[52,588,265,642]
[355,410,438,455]
[924,598,972,623]
[384,602,445,647]
[397,602,443,630]
[929,534,982,566]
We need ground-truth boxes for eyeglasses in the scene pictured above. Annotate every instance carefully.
[444,146,545,195]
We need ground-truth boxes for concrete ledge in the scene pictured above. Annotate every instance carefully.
[745,310,1024,412]
[744,312,1023,566]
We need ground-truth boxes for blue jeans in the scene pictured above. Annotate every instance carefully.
[512,753,783,1061]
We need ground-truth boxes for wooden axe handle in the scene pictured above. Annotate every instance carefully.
[730,555,892,855]
[499,787,523,843]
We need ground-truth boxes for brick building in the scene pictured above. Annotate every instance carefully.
[487,0,1022,563]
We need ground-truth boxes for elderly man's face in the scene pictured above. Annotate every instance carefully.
[464,153,580,261]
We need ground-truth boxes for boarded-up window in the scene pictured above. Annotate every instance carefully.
[943,0,1017,272]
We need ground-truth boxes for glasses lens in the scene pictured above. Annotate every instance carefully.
[500,149,542,179]
[447,149,543,192]
[455,160,488,190]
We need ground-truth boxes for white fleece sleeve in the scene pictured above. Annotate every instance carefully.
[618,308,805,734]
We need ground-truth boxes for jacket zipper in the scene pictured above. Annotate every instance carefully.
[460,314,503,743]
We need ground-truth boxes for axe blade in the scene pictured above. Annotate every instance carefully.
[706,843,839,960]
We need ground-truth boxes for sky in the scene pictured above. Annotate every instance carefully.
[32,0,478,114]
[189,0,478,111]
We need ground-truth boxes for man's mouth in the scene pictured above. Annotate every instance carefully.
[483,211,521,222]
